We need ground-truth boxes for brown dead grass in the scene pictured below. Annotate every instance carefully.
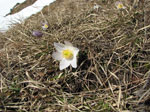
[0,0,150,111]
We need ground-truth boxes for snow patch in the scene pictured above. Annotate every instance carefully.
[0,0,55,32]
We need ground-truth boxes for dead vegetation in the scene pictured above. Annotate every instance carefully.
[0,0,150,111]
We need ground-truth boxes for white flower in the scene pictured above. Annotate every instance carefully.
[93,4,101,10]
[52,41,79,70]
[115,1,126,10]
[42,22,49,30]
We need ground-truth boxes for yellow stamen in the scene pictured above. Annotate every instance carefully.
[44,24,48,28]
[62,49,73,60]
[118,4,123,9]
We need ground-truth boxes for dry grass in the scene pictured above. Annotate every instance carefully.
[0,0,150,111]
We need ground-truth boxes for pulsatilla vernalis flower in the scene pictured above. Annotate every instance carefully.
[115,1,126,10]
[52,41,79,70]
[32,30,43,37]
[42,22,49,30]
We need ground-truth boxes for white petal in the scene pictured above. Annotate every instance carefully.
[42,26,47,30]
[73,47,79,56]
[70,57,77,68]
[54,42,65,52]
[64,41,73,46]
[52,52,62,60]
[115,1,121,6]
[59,59,71,70]
[122,6,126,9]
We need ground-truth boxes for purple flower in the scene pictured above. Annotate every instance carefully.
[32,30,43,37]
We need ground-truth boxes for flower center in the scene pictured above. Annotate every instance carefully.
[62,49,73,60]
[118,4,123,9]
[44,24,48,28]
